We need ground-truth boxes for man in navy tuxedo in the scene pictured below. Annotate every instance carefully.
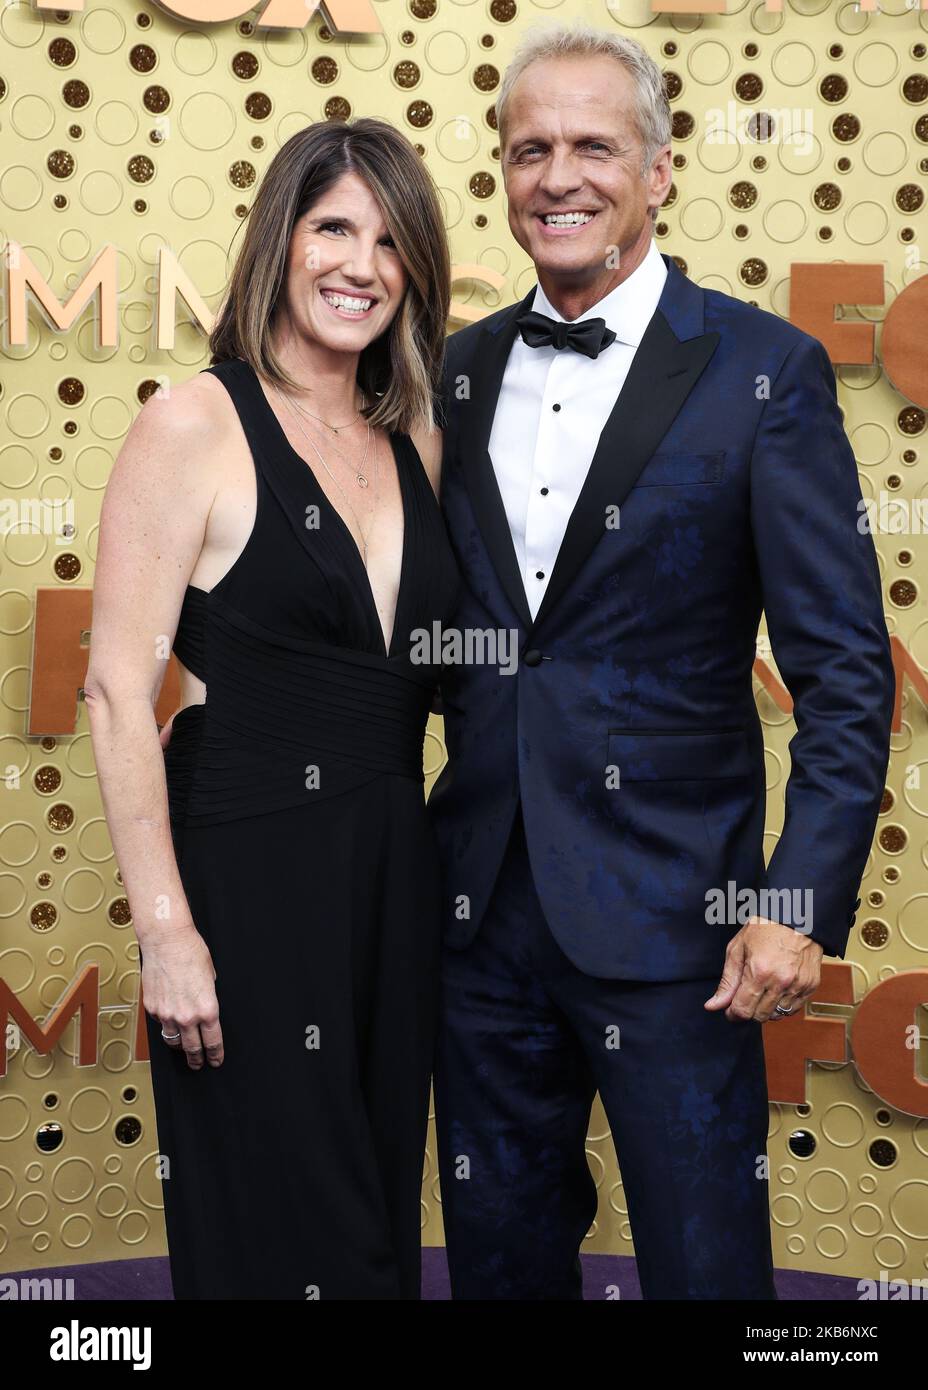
[428,23,895,1300]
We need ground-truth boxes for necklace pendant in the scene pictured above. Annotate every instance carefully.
[357,473,368,488]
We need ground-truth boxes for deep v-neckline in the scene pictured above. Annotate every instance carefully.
[242,359,411,660]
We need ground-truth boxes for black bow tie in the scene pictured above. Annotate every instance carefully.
[514,309,617,360]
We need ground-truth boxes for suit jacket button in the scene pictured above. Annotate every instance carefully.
[523,649,543,667]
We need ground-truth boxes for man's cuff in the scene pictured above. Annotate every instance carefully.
[808,896,861,959]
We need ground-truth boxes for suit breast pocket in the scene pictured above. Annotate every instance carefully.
[634,451,725,487]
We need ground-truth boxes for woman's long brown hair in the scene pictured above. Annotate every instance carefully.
[208,117,451,435]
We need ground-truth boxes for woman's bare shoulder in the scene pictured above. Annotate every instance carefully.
[109,367,242,507]
[134,368,235,449]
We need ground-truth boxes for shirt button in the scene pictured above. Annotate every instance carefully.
[552,403,561,412]
[535,570,545,579]
[540,487,549,496]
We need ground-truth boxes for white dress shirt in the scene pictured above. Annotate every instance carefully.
[488,237,668,620]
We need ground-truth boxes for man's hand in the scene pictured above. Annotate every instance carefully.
[704,917,824,1023]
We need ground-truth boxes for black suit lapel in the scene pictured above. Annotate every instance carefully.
[451,258,721,640]
[452,285,536,632]
[530,309,720,634]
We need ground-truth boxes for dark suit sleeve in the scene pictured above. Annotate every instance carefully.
[435,330,457,433]
[749,334,895,958]
[429,332,460,715]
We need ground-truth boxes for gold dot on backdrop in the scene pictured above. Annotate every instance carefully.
[0,0,927,1284]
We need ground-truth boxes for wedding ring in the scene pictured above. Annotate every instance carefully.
[161,1030,181,1041]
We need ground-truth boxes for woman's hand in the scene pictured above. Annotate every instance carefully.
[142,928,224,1069]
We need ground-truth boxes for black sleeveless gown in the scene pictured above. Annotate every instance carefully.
[142,356,460,1300]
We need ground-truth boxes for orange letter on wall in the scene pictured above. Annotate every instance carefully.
[6,242,118,349]
[790,263,884,365]
[30,587,93,736]
[881,274,928,410]
[890,635,926,736]
[35,0,383,31]
[851,972,928,1118]
[0,965,99,1078]
[763,962,853,1105]
[30,588,180,736]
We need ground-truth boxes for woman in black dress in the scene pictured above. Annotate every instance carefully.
[86,119,459,1299]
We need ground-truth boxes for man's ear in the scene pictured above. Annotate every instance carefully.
[647,144,673,217]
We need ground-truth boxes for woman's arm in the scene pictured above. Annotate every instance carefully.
[85,375,225,1069]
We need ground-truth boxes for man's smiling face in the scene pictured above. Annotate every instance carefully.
[501,54,671,300]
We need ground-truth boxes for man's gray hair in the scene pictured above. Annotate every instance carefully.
[495,22,673,179]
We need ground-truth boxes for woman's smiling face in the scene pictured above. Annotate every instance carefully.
[282,171,409,352]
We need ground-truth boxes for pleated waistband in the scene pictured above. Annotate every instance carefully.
[206,599,433,772]
[164,597,436,834]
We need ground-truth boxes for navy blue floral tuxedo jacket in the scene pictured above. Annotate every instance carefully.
[427,250,895,980]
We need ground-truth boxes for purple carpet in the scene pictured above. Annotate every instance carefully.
[3,1250,866,1300]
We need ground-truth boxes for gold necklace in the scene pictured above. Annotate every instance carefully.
[275,385,372,488]
[302,413,373,488]
[275,386,380,561]
[285,391,362,436]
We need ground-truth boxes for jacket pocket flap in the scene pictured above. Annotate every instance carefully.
[606,729,753,780]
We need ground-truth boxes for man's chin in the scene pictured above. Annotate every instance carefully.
[529,248,601,280]
[510,220,605,280]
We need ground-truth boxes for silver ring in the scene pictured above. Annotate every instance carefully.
[774,1003,793,1017]
[161,1030,181,1041]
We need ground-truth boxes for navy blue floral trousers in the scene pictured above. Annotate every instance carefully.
[434,800,777,1301]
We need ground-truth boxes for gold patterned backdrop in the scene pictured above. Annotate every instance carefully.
[1,0,927,1287]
